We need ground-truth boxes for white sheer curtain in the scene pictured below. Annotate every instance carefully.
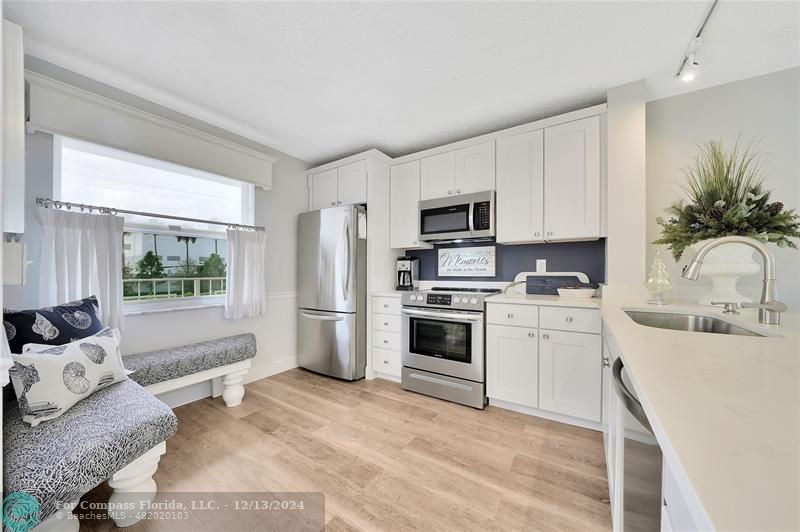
[38,208,125,329]
[225,228,268,319]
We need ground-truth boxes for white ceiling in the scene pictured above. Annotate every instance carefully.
[4,1,799,165]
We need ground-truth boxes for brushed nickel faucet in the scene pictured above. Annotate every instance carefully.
[682,236,787,325]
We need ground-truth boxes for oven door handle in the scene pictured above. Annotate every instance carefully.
[401,308,483,322]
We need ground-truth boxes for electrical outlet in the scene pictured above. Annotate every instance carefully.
[536,259,547,273]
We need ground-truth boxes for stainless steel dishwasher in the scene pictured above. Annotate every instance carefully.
[611,357,663,531]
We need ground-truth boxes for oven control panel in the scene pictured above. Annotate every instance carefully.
[426,294,452,306]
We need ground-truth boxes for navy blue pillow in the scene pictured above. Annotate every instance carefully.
[3,296,103,354]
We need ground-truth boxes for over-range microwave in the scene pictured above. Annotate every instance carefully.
[418,190,495,243]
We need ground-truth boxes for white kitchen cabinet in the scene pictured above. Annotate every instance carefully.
[3,20,25,234]
[420,151,455,200]
[496,129,544,244]
[310,161,368,210]
[454,141,495,195]
[371,295,402,380]
[487,324,539,407]
[539,328,602,422]
[543,115,601,241]
[310,168,339,209]
[390,161,430,249]
[420,141,495,200]
[337,160,367,206]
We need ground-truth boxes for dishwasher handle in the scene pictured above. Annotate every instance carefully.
[611,357,653,434]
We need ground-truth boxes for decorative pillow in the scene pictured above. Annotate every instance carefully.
[3,296,103,354]
[9,327,128,426]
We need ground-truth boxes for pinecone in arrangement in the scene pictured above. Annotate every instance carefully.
[707,206,725,221]
[767,202,784,216]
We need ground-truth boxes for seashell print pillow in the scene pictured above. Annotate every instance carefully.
[9,327,128,426]
[3,296,103,354]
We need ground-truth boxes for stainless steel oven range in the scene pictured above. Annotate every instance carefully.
[400,287,500,409]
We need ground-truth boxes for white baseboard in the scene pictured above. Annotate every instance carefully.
[488,398,602,432]
[372,371,401,383]
[156,355,298,409]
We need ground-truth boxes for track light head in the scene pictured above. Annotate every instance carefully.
[679,53,700,82]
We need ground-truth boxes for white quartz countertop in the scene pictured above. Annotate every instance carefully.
[486,291,601,308]
[601,286,799,531]
[371,291,403,298]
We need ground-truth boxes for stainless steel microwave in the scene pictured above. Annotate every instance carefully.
[418,191,495,243]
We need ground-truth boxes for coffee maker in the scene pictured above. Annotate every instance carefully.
[395,256,419,291]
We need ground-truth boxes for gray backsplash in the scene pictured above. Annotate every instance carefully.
[404,239,606,283]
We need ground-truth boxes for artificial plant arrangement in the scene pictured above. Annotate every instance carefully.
[654,139,800,261]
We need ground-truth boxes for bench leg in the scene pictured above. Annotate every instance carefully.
[33,501,79,532]
[107,441,166,528]
[222,369,247,407]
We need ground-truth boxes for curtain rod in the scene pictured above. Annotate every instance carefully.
[35,197,266,232]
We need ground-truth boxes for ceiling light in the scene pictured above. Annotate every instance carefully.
[679,53,700,82]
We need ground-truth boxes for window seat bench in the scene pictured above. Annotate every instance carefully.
[3,379,178,531]
[124,333,257,407]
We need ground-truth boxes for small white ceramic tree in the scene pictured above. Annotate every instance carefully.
[646,249,672,305]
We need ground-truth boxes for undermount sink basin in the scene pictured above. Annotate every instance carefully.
[625,311,764,337]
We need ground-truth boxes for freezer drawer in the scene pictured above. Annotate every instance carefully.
[297,309,365,380]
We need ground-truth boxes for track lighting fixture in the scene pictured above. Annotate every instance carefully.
[679,53,700,82]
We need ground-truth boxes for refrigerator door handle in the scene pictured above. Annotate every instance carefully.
[344,220,351,300]
[300,311,345,322]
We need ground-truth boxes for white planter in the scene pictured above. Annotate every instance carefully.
[690,240,760,306]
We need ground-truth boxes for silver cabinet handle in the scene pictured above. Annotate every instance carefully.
[456,189,462,193]
[383,340,389,344]
[383,304,389,308]
[383,322,389,326]
[602,356,610,367]
[330,201,336,206]
[528,332,535,338]
[383,360,389,364]
[565,316,574,323]
[547,231,553,236]
[534,232,540,237]
[337,200,342,204]
[507,313,514,319]
[542,333,550,340]
[448,190,453,195]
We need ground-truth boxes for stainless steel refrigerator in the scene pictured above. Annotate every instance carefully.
[297,205,367,380]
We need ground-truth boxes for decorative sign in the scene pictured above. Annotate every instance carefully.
[438,246,496,277]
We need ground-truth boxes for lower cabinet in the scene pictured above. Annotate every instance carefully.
[486,325,538,407]
[371,295,402,379]
[538,329,602,422]
[486,302,602,427]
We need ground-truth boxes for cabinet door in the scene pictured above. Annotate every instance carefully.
[3,21,25,233]
[544,116,601,240]
[420,151,456,200]
[539,329,601,421]
[390,160,428,249]
[337,160,367,205]
[496,130,544,243]
[486,325,538,407]
[310,168,339,210]
[454,141,495,195]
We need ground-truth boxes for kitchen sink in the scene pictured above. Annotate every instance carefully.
[624,310,764,337]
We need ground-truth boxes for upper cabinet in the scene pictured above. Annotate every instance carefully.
[3,20,25,234]
[496,115,601,244]
[543,116,601,241]
[309,160,367,210]
[390,160,430,250]
[420,141,495,200]
[496,129,544,244]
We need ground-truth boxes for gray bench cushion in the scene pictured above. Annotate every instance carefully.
[124,333,256,387]
[3,379,177,521]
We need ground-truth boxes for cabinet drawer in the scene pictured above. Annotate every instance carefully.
[540,306,600,334]
[487,303,539,328]
[373,347,401,377]
[373,297,401,315]
[373,313,401,333]
[373,330,401,351]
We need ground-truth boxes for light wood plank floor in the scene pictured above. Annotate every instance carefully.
[81,369,611,531]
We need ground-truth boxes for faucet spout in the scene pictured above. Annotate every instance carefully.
[680,236,783,325]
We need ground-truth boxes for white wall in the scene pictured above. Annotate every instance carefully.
[646,67,800,309]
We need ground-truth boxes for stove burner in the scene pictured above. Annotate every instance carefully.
[430,287,502,294]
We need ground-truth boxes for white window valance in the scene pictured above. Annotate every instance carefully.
[26,72,276,190]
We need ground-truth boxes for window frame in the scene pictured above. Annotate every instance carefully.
[52,135,255,314]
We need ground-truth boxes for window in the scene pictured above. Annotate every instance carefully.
[54,136,254,310]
